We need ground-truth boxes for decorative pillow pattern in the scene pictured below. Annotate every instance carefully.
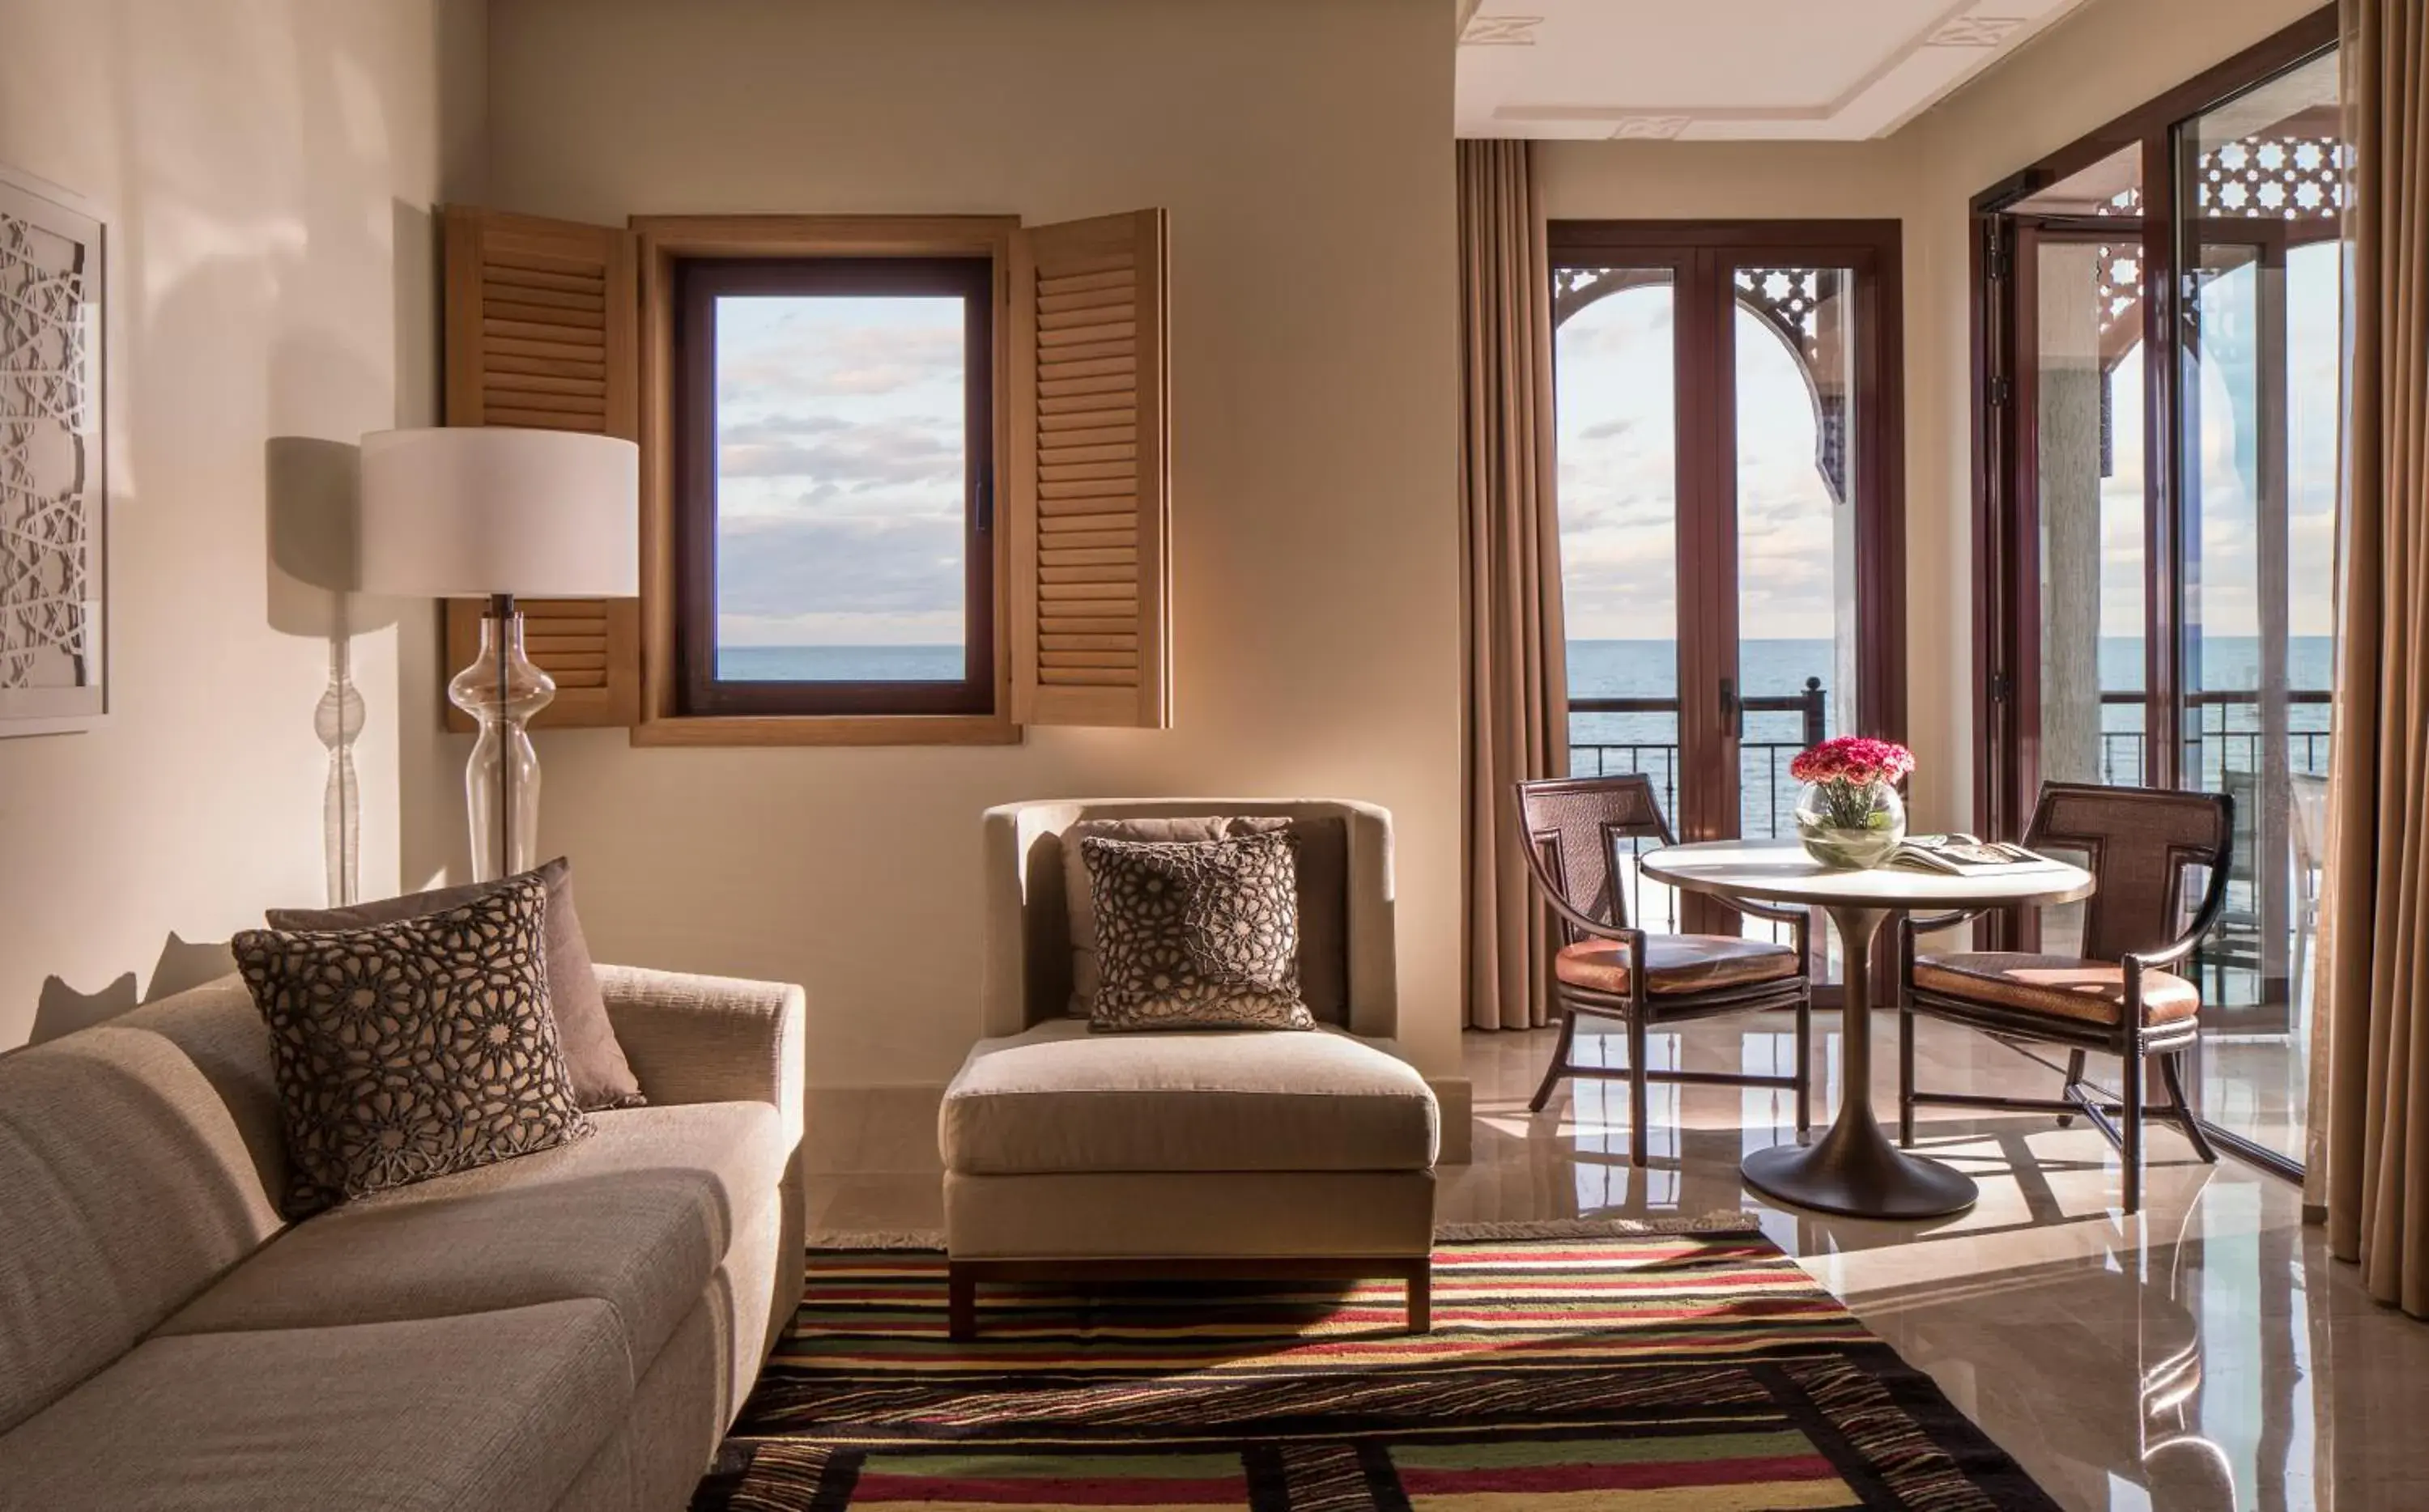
[267,856,644,1112]
[1081,832,1315,1032]
[233,875,593,1217]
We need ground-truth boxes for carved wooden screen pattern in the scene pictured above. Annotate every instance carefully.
[1550,265,1849,508]
[0,206,95,699]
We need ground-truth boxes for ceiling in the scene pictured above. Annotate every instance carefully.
[1457,0,2099,141]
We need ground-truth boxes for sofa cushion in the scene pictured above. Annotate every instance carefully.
[268,856,644,1112]
[1063,814,1348,1022]
[939,1020,1437,1174]
[0,1299,627,1511]
[159,1102,785,1380]
[0,983,287,1438]
[233,874,594,1217]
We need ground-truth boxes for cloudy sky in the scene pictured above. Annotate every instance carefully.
[713,295,968,649]
[1552,246,2341,671]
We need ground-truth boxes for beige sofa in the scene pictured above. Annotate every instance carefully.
[942,799,1439,1337]
[0,966,804,1512]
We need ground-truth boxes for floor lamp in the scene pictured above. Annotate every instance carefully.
[359,427,640,882]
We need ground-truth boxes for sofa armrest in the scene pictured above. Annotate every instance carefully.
[596,966,804,1140]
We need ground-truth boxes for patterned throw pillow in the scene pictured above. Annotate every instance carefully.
[1080,832,1315,1032]
[232,874,593,1217]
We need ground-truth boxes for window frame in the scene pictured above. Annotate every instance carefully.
[673,253,998,719]
[632,215,1020,748]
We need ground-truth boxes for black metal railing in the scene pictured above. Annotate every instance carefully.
[2092,688,2333,787]
[1567,677,1828,840]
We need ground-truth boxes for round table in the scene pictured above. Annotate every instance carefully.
[1639,839,2095,1220]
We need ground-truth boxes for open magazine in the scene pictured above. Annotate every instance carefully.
[1888,834,2074,877]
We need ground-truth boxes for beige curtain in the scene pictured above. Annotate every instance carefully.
[1458,139,1568,1032]
[2323,0,2429,1316]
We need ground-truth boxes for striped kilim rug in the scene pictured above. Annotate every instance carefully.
[692,1223,2059,1511]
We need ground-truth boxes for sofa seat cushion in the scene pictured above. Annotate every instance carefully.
[1554,934,1800,997]
[0,1299,627,1511]
[940,1020,1437,1175]
[159,1102,785,1379]
[1912,952,2201,1027]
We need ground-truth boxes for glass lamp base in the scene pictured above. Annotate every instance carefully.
[447,599,555,882]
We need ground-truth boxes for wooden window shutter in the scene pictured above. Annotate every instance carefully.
[1009,210,1172,728]
[438,206,641,730]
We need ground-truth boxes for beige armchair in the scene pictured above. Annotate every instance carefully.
[941,799,1440,1338]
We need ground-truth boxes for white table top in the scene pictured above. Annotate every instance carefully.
[1639,839,2095,912]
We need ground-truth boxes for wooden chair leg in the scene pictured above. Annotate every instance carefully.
[2159,1051,2219,1163]
[1795,992,1813,1137]
[1528,1007,1579,1114]
[947,1265,976,1342]
[2121,1051,2145,1215]
[1896,1000,1916,1148]
[2056,1049,2088,1128]
[1406,1262,1432,1335]
[1627,1009,1650,1169]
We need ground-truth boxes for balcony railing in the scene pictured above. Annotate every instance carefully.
[1568,677,1828,841]
[2093,688,2333,787]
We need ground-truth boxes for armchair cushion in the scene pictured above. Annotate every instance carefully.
[1083,833,1315,1033]
[940,1020,1437,1175]
[1063,814,1348,1022]
[1912,952,2200,1026]
[1555,934,1800,997]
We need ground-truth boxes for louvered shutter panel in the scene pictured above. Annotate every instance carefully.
[438,206,641,730]
[1009,210,1172,728]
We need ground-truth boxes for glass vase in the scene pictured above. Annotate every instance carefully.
[1794,778,1905,869]
[446,608,556,882]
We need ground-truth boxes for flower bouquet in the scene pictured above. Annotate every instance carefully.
[1788,736,1915,869]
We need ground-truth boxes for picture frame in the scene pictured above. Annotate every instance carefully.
[0,166,106,735]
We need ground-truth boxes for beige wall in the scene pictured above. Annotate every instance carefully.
[1536,0,2325,831]
[479,0,1466,1092]
[0,0,483,1049]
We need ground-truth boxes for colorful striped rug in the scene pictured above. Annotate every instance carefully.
[692,1224,2058,1510]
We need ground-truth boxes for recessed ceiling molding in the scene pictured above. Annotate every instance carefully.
[1457,0,2095,141]
[1461,15,1543,47]
[1608,116,1694,140]
[1926,15,2028,48]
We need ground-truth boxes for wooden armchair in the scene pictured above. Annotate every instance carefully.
[1896,781,2232,1213]
[1512,775,1812,1166]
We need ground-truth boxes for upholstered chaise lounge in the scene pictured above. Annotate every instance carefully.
[941,799,1440,1339]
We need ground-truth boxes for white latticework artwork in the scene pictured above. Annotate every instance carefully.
[0,175,104,730]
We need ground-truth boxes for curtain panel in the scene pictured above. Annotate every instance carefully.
[2323,0,2429,1316]
[1457,139,1569,1032]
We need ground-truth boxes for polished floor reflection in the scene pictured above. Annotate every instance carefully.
[807,1012,2429,1512]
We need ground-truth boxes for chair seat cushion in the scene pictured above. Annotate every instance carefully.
[1554,934,1801,997]
[1912,952,2201,1026]
[939,1020,1437,1175]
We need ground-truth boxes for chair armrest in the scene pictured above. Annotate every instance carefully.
[597,966,805,1140]
[1904,907,1990,938]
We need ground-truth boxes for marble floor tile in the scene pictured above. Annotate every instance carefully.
[805,1011,2429,1512]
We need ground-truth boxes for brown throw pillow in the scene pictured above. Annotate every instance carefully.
[1061,815,1347,1021]
[234,874,593,1217]
[268,857,643,1111]
[1081,831,1314,1033]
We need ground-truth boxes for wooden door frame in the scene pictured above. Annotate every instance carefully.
[1549,219,1908,954]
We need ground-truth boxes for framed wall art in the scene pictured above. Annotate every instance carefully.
[0,168,104,734]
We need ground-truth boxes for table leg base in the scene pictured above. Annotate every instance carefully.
[1742,1132,1979,1220]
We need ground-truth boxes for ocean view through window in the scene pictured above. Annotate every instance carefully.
[675,253,996,718]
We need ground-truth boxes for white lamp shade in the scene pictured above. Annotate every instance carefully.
[357,427,640,598]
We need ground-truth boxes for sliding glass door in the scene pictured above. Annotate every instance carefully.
[1976,19,2341,1174]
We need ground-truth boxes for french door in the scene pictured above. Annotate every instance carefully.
[1548,223,1906,951]
[1972,15,2340,1176]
